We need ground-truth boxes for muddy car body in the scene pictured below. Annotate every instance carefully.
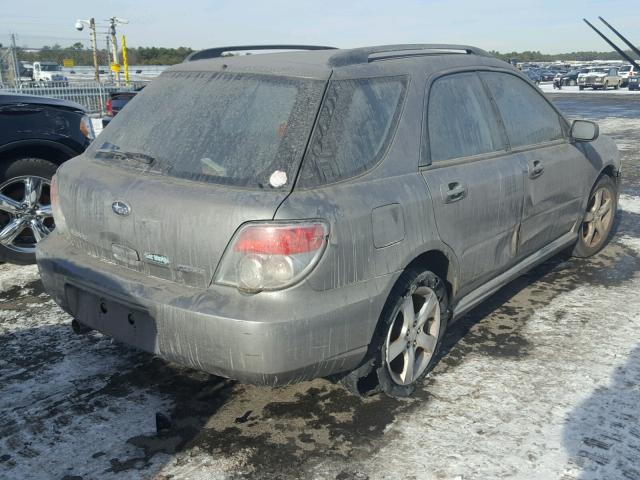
[37,44,621,397]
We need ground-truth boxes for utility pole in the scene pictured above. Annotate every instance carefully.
[109,17,120,84]
[74,18,100,83]
[108,17,128,85]
[10,33,20,86]
[105,34,113,83]
[90,18,99,83]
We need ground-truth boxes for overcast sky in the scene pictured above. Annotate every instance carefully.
[1,0,639,53]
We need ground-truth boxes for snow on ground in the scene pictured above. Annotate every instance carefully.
[0,94,639,480]
[90,117,104,137]
[539,83,640,95]
[326,239,640,480]
[0,264,39,291]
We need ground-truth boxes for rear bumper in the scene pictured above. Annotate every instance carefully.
[37,232,393,385]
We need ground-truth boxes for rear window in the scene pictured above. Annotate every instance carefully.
[90,71,325,189]
[298,76,407,188]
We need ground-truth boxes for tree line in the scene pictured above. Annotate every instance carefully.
[490,49,640,62]
[9,43,640,66]
[14,43,195,66]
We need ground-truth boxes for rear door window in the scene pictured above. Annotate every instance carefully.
[480,72,564,148]
[298,76,406,188]
[427,72,505,163]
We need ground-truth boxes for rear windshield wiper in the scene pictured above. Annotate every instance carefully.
[95,148,156,165]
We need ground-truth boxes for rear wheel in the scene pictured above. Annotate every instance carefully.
[572,175,617,258]
[341,269,448,398]
[0,158,58,264]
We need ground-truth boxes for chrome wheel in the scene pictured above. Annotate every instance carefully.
[0,176,54,253]
[581,186,613,249]
[385,286,441,386]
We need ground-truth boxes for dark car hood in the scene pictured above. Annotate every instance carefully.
[0,93,85,113]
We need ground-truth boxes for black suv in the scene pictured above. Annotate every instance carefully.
[0,94,94,264]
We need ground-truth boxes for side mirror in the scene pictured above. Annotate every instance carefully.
[571,120,599,142]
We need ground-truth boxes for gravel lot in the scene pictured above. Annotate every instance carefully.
[1,93,639,480]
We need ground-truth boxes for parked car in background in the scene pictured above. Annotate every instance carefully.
[619,64,638,87]
[18,61,34,83]
[578,67,622,90]
[559,69,589,86]
[32,61,69,87]
[0,94,93,264]
[101,86,145,128]
[629,75,640,91]
[539,69,557,82]
[37,44,620,399]
[522,69,541,84]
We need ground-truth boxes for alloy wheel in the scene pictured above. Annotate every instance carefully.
[581,186,613,249]
[385,286,440,386]
[0,176,54,253]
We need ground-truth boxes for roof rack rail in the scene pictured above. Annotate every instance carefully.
[328,44,491,67]
[185,44,338,62]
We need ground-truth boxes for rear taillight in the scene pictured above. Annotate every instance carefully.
[50,174,67,234]
[215,221,329,293]
[106,98,113,116]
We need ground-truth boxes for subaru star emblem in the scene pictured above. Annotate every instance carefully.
[112,201,131,217]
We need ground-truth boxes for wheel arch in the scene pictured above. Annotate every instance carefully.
[0,140,79,168]
[402,245,460,303]
[600,164,620,186]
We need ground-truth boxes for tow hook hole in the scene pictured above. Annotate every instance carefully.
[128,313,135,325]
[99,301,108,314]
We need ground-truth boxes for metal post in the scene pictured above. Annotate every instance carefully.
[121,34,129,86]
[10,33,20,86]
[90,18,100,83]
[105,34,113,83]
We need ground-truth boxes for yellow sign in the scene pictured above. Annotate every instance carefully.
[110,63,121,73]
[63,59,74,68]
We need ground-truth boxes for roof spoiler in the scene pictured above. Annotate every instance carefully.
[184,45,337,62]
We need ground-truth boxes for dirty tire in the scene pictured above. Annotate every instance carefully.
[341,269,449,398]
[572,175,617,258]
[0,157,59,265]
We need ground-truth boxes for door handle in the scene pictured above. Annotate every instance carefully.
[444,182,467,203]
[529,160,544,179]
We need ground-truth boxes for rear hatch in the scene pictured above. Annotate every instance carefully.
[57,69,327,288]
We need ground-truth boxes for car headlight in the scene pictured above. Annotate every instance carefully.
[595,77,604,82]
[79,115,95,141]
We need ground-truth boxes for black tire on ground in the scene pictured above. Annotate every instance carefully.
[579,86,585,91]
[572,175,618,258]
[341,268,449,398]
[614,83,619,90]
[0,157,59,265]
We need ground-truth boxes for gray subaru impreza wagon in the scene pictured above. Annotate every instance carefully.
[36,44,621,398]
